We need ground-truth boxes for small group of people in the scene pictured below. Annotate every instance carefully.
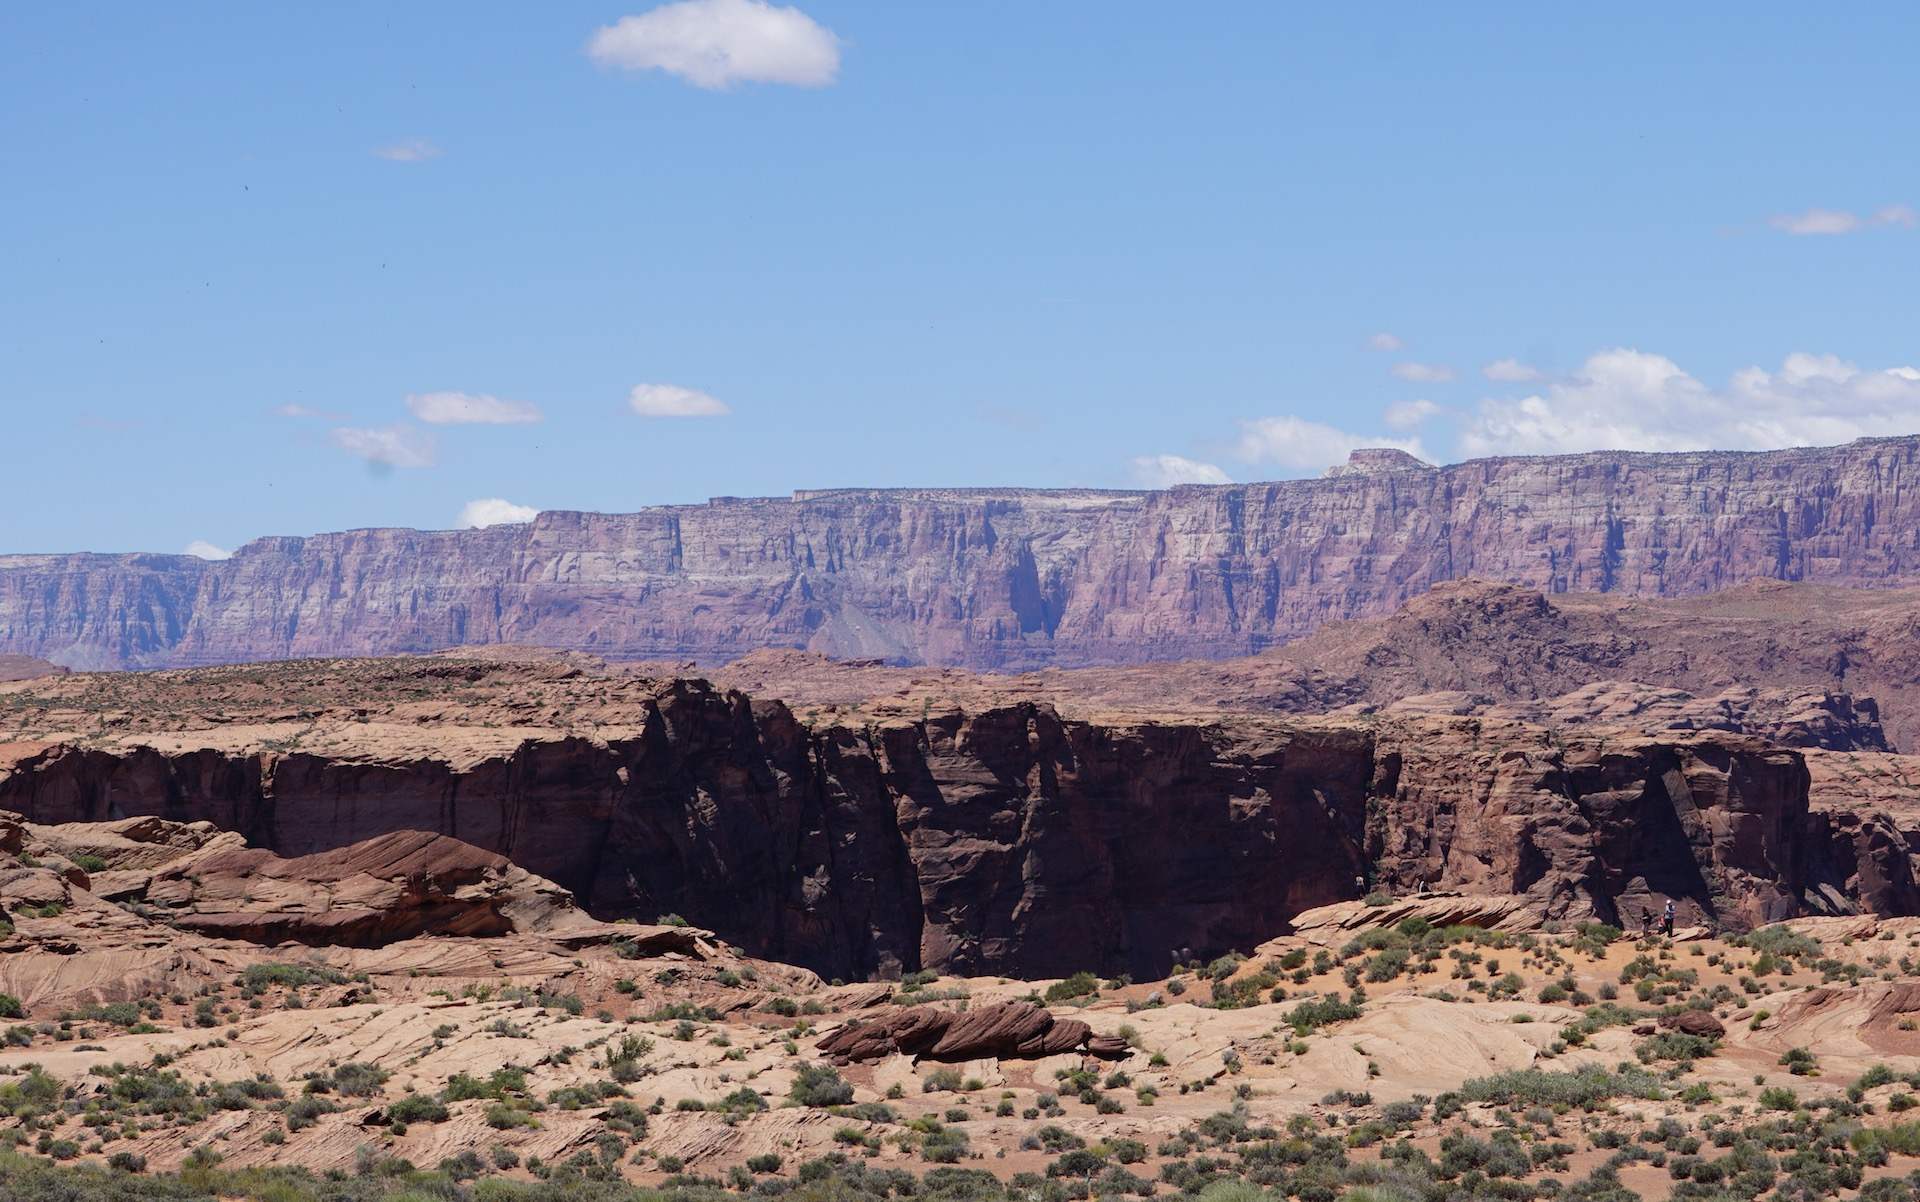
[1635,897,1677,937]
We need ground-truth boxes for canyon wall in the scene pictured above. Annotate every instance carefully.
[2,683,1903,979]
[6,436,1920,671]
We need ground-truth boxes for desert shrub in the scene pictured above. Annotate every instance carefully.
[1854,1122,1920,1157]
[1285,996,1361,1034]
[387,1094,449,1123]
[791,1063,855,1107]
[717,1087,768,1116]
[922,1067,964,1093]
[1457,1065,1664,1109]
[1636,1031,1719,1066]
[1211,970,1279,1009]
[485,1101,539,1130]
[921,1127,969,1163]
[1045,972,1099,1002]
[242,963,346,992]
[1780,1046,1819,1076]
[284,1096,337,1130]
[1743,925,1821,960]
[322,1062,389,1097]
[0,1067,63,1117]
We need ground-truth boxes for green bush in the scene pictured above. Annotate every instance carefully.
[1457,1065,1664,1109]
[242,963,347,991]
[791,1063,854,1107]
[1285,996,1361,1034]
[386,1094,449,1123]
[1044,972,1098,1002]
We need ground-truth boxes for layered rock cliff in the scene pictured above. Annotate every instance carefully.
[2,680,1901,979]
[8,435,1920,671]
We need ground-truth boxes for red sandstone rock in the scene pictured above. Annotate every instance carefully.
[1,680,1895,978]
[135,829,609,947]
[816,1001,1114,1064]
[1659,1010,1727,1039]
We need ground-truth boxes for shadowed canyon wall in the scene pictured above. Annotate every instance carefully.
[4,682,1907,978]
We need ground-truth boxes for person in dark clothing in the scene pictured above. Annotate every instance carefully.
[1662,898,1676,937]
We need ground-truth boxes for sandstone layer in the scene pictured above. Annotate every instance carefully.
[2,660,1906,981]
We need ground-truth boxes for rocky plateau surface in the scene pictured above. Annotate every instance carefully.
[2,633,1916,983]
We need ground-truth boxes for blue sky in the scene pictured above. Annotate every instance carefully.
[4,3,1918,555]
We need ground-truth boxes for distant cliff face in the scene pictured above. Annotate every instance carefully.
[8,436,1920,670]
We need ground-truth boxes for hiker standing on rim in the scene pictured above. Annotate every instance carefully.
[1662,897,1676,937]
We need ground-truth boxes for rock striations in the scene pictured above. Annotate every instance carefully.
[2,678,1907,981]
[7,435,1920,671]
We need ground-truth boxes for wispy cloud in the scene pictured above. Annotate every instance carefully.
[1382,398,1441,430]
[1391,362,1454,383]
[1482,358,1544,383]
[1128,455,1231,488]
[373,138,442,163]
[183,540,231,560]
[1367,332,1404,352]
[1769,204,1915,236]
[329,425,437,468]
[406,391,542,425]
[276,403,346,420]
[1460,349,1920,457]
[457,499,541,528]
[1236,416,1427,475]
[588,0,840,89]
[628,383,731,417]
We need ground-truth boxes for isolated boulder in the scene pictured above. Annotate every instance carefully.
[1658,1009,1727,1039]
[817,1000,1124,1064]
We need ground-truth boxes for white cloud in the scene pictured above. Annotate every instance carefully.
[183,540,231,560]
[457,498,541,529]
[406,391,542,425]
[628,382,731,417]
[587,0,840,89]
[373,138,442,163]
[1382,399,1441,430]
[1128,455,1231,488]
[1459,348,1920,458]
[1482,357,1544,383]
[1367,332,1404,352]
[1236,416,1428,475]
[1770,205,1915,236]
[1771,208,1860,236]
[329,425,437,468]
[1391,362,1454,383]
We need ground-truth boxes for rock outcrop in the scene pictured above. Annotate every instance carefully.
[816,1000,1125,1064]
[1,815,621,949]
[1276,893,1548,945]
[2,679,1900,979]
[7,436,1920,673]
[136,828,608,946]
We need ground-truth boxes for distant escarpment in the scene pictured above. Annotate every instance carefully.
[7,436,1920,672]
[1,681,1906,979]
